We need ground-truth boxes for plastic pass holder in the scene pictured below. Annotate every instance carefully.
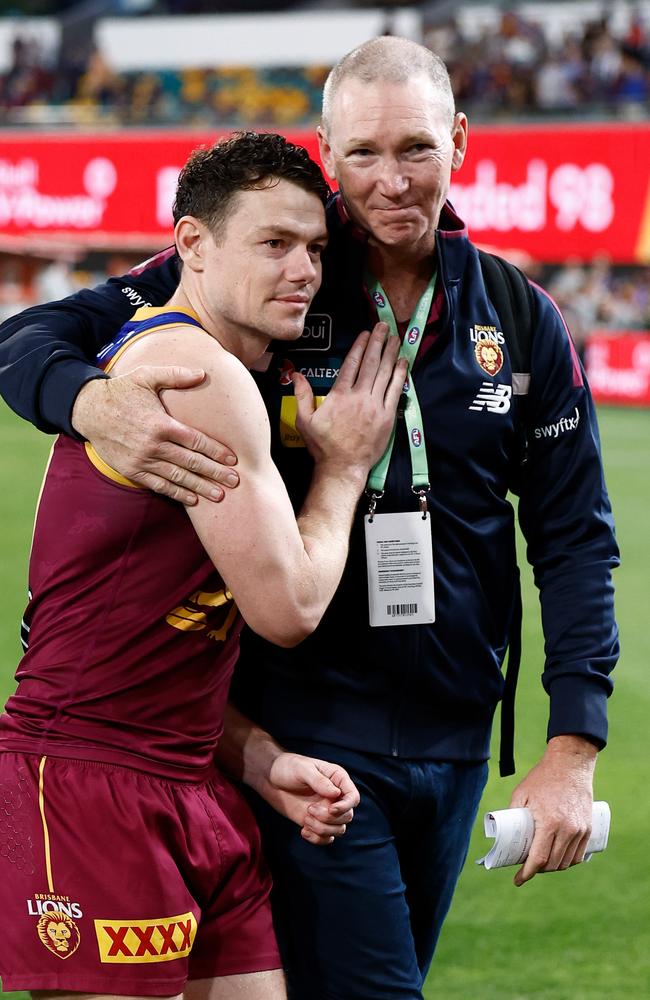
[364,497,435,628]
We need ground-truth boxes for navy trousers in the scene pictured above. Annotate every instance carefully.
[251,740,488,1000]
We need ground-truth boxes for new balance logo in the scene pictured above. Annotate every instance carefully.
[469,382,512,413]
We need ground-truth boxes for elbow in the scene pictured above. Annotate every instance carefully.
[265,631,307,649]
[234,567,326,647]
[243,604,321,648]
[253,613,318,648]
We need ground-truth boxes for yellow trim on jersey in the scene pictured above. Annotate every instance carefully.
[85,442,143,489]
[102,306,205,374]
[89,308,207,487]
[38,756,55,893]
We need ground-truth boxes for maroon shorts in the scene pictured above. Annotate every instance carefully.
[0,751,281,995]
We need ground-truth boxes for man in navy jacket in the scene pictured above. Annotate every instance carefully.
[0,36,618,1000]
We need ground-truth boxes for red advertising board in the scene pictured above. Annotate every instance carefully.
[585,331,650,407]
[0,123,649,262]
[0,130,321,251]
[452,121,650,265]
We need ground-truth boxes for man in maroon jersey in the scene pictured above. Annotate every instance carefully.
[0,132,406,999]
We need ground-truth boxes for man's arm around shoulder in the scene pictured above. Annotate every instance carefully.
[0,256,178,433]
[0,256,241,504]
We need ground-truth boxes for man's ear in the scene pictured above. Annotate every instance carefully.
[317,125,337,182]
[174,216,205,272]
[451,112,468,172]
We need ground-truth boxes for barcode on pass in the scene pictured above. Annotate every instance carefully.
[386,603,418,617]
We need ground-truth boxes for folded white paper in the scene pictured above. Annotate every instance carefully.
[476,800,611,870]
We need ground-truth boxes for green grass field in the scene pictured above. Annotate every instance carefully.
[0,402,648,999]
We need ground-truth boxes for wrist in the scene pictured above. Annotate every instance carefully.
[546,734,598,765]
[71,375,108,440]
[241,732,285,795]
[313,456,368,489]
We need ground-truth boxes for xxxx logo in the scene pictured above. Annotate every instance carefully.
[95,911,197,964]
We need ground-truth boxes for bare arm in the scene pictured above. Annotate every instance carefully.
[217,704,359,846]
[111,322,405,646]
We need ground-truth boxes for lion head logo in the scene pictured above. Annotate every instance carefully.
[37,910,81,959]
[475,340,504,376]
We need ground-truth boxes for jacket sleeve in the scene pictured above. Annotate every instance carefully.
[0,252,179,436]
[517,283,620,749]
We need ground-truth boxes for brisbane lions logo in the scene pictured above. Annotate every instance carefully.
[474,340,504,377]
[37,910,81,959]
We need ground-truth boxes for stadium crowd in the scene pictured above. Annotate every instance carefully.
[1,6,649,126]
[429,7,650,117]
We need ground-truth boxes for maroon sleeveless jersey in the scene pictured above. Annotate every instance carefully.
[0,309,243,779]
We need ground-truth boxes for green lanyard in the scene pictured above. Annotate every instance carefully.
[366,271,436,512]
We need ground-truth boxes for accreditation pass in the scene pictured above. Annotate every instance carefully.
[364,511,435,626]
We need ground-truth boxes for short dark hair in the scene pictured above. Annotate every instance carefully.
[172,131,330,235]
[322,37,455,132]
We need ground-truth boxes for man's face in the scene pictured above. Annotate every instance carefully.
[199,179,327,343]
[318,75,467,258]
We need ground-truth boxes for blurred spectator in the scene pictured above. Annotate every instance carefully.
[75,47,125,113]
[0,34,54,109]
[545,257,650,363]
[535,50,581,109]
[422,14,465,63]
[34,259,79,304]
[615,50,649,104]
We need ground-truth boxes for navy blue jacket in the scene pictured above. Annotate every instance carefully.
[0,197,619,766]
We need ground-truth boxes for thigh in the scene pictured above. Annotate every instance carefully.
[184,969,285,1000]
[400,760,489,978]
[186,771,280,981]
[252,762,424,1000]
[0,752,199,995]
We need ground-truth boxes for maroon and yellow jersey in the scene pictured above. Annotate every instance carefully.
[0,309,242,779]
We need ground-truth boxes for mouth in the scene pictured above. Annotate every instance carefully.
[372,205,416,216]
[274,295,311,307]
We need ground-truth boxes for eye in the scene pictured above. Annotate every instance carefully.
[308,242,326,257]
[349,148,374,158]
[264,238,284,249]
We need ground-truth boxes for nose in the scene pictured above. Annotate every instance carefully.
[286,246,319,284]
[376,157,410,197]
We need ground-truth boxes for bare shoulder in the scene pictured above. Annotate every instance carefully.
[111,324,270,459]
